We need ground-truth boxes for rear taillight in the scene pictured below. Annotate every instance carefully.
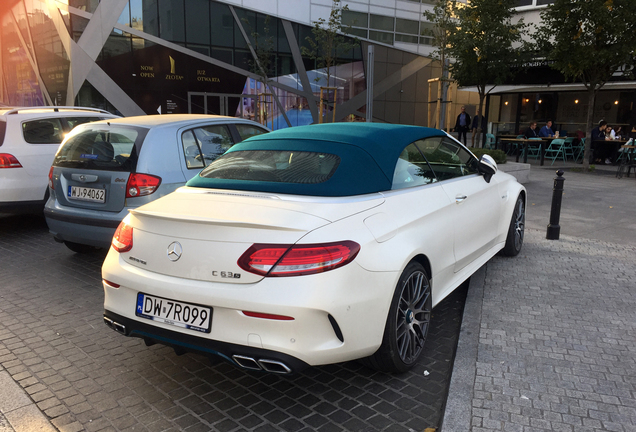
[237,241,360,277]
[48,166,55,190]
[0,153,22,168]
[125,173,161,198]
[112,221,133,253]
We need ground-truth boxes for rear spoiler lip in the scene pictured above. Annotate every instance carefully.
[129,208,322,232]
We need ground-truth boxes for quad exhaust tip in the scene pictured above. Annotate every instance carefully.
[103,317,291,374]
[232,355,292,374]
[103,317,126,335]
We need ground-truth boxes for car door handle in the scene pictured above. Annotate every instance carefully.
[455,195,468,203]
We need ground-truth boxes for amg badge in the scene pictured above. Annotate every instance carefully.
[212,271,241,279]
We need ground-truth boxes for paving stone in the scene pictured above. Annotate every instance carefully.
[455,229,636,432]
[0,213,468,431]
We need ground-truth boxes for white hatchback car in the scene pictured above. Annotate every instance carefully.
[0,106,118,213]
[102,123,526,374]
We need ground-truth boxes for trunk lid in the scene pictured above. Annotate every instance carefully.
[53,167,129,212]
[122,187,384,284]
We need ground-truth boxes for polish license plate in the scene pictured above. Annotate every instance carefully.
[67,186,105,203]
[135,293,212,333]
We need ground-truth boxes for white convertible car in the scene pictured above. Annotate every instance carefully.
[102,123,525,374]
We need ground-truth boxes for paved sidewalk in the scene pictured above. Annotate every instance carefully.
[0,370,56,432]
[443,163,636,431]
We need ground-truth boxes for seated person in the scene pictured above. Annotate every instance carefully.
[591,120,609,163]
[524,122,538,138]
[591,120,607,141]
[539,121,555,137]
[614,126,623,140]
[539,120,555,137]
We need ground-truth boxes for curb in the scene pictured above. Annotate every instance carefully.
[439,264,486,432]
[0,371,57,432]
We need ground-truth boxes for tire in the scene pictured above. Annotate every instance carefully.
[363,262,432,373]
[500,194,525,257]
[64,241,101,254]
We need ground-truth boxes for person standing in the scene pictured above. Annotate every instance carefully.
[454,106,470,145]
[538,120,555,137]
[471,110,486,147]
[524,122,538,138]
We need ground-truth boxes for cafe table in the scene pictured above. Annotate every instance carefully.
[592,139,629,163]
[495,134,519,151]
[498,137,546,165]
[616,144,636,178]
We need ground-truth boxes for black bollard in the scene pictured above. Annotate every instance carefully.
[546,169,565,240]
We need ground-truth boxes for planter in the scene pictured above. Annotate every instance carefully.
[498,161,530,184]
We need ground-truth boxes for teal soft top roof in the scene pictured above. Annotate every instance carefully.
[186,123,447,196]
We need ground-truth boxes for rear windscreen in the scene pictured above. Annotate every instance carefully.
[198,150,340,184]
[53,125,148,171]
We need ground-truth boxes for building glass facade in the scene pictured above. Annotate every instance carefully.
[1,0,444,129]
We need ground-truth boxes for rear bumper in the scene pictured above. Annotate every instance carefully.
[103,310,310,373]
[0,199,46,214]
[44,198,126,248]
[102,249,400,368]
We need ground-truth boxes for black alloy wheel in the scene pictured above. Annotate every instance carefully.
[501,194,525,257]
[363,261,432,373]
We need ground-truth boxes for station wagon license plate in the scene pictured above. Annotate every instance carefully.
[135,293,211,333]
[67,186,105,203]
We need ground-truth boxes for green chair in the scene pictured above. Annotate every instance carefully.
[562,137,576,160]
[544,138,566,165]
[484,133,496,150]
[574,138,586,163]
[527,137,542,159]
[507,135,525,156]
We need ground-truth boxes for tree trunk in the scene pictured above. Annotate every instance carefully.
[582,87,597,170]
[476,90,486,149]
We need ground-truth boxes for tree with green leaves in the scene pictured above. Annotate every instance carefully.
[445,0,527,147]
[423,0,454,130]
[301,0,356,122]
[535,0,636,169]
[302,0,355,88]
[243,16,275,126]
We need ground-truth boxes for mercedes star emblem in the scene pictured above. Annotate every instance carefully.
[79,175,86,181]
[167,241,182,262]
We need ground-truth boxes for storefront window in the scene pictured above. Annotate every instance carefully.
[75,81,119,114]
[1,14,45,106]
[185,0,209,45]
[396,18,418,35]
[370,15,394,32]
[130,0,159,37]
[117,2,130,27]
[29,0,70,105]
[369,30,393,45]
[70,0,99,14]
[210,1,233,48]
[342,10,368,28]
[12,2,31,50]
[158,0,185,43]
[70,14,90,42]
[233,8,254,50]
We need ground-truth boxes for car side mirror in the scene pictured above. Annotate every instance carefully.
[478,154,497,183]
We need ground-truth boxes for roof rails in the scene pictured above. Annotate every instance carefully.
[4,106,113,115]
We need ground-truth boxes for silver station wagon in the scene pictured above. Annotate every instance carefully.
[45,114,268,253]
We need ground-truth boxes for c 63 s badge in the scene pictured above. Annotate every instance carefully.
[212,271,241,279]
